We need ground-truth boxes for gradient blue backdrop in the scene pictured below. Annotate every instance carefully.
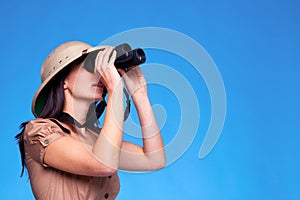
[1,0,299,199]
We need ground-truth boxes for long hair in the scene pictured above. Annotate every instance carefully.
[15,55,87,177]
[39,71,67,118]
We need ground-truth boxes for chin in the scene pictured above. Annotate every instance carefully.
[93,94,103,101]
[92,90,103,99]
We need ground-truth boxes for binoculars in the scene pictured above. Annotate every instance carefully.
[84,43,146,73]
[114,43,146,71]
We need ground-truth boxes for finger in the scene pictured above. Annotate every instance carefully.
[102,47,114,68]
[95,46,112,66]
[95,48,107,74]
[108,49,117,64]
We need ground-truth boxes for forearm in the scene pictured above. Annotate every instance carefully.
[132,93,166,162]
[92,83,124,170]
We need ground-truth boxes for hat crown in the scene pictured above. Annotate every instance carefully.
[40,41,92,83]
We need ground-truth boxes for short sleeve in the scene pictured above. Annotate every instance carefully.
[23,118,67,167]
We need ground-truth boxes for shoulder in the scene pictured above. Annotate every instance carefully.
[23,118,70,139]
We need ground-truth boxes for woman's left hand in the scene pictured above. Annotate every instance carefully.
[118,66,147,98]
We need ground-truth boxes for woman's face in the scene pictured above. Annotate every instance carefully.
[64,62,104,103]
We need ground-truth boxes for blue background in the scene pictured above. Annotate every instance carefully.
[1,0,299,199]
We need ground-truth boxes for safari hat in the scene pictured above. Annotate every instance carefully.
[32,41,105,117]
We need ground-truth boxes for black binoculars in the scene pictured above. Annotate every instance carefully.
[114,43,146,71]
[84,43,146,73]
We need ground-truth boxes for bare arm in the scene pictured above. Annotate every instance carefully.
[118,67,166,171]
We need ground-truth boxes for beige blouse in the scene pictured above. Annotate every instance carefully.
[23,118,120,200]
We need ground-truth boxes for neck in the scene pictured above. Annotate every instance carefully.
[63,96,92,125]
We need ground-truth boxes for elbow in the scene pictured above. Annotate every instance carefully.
[149,154,166,171]
[84,154,119,177]
[157,151,167,169]
[104,168,118,177]
[103,166,118,176]
[89,158,118,177]
[93,166,118,177]
[157,156,167,170]
[154,162,166,171]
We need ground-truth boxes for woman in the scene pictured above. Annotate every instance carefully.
[15,41,166,199]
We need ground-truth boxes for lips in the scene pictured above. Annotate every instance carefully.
[92,81,104,88]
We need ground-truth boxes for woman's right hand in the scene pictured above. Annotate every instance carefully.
[94,47,122,93]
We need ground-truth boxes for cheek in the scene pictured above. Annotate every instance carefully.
[75,73,102,97]
[66,67,102,99]
[66,72,87,95]
[74,74,91,92]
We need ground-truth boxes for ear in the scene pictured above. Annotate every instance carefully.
[63,77,70,90]
[63,82,68,90]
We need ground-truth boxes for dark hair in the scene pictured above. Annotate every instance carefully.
[39,72,68,118]
[15,122,28,177]
[15,55,87,177]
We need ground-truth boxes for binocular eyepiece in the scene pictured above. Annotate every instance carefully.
[84,43,146,73]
